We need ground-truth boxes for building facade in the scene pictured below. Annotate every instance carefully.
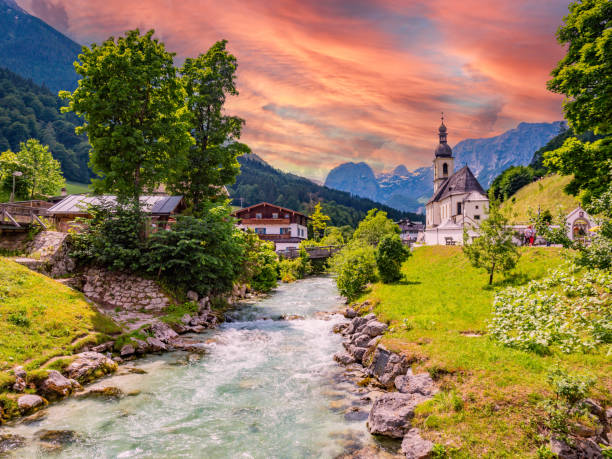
[425,118,489,245]
[232,202,309,251]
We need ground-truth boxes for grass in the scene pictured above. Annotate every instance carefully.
[0,258,122,372]
[65,181,91,194]
[501,174,579,224]
[362,246,611,457]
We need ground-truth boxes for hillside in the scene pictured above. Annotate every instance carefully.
[366,246,611,456]
[501,174,579,224]
[0,0,81,93]
[0,67,92,183]
[230,154,423,227]
[0,258,120,373]
[325,122,564,212]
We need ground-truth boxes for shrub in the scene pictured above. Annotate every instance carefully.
[376,234,410,283]
[489,266,612,354]
[279,249,311,283]
[146,206,245,296]
[331,244,377,300]
[237,231,279,292]
[351,208,400,247]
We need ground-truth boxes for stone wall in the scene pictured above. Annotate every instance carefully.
[82,267,170,313]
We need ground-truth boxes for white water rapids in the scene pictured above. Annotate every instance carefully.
[3,277,394,458]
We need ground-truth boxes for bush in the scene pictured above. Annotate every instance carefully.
[331,244,377,300]
[236,231,279,292]
[279,248,310,283]
[146,206,245,296]
[351,208,400,247]
[489,266,612,354]
[376,234,410,283]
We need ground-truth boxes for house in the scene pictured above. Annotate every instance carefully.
[424,117,490,245]
[232,202,309,251]
[397,219,425,243]
[47,194,185,232]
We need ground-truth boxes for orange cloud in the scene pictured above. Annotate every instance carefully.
[17,0,568,180]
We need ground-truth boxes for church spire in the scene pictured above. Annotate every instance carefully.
[438,112,447,144]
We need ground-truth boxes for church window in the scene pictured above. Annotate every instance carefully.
[442,163,448,176]
[457,202,462,215]
[475,205,479,209]
[474,215,480,220]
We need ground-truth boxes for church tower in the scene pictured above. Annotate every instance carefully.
[433,114,454,193]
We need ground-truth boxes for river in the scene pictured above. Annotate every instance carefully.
[4,277,390,458]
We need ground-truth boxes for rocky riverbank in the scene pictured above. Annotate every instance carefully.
[333,303,438,459]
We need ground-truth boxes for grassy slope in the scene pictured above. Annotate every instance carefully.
[501,174,579,224]
[365,246,611,457]
[65,181,91,194]
[0,258,120,373]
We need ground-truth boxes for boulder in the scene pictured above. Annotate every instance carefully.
[395,371,437,397]
[120,344,135,357]
[550,436,602,458]
[401,428,433,459]
[132,339,149,354]
[170,337,206,353]
[348,345,368,363]
[186,290,199,302]
[334,352,356,365]
[367,392,422,438]
[187,325,206,333]
[181,314,192,325]
[40,370,79,399]
[362,321,388,337]
[17,394,46,413]
[14,366,26,379]
[346,317,367,335]
[12,365,27,392]
[64,352,117,383]
[149,321,179,343]
[351,333,372,348]
[146,337,167,352]
[333,323,348,334]
[367,345,410,387]
[363,313,377,322]
[0,434,26,454]
[35,429,79,448]
[198,296,210,312]
[91,341,114,353]
[76,386,124,399]
[344,307,358,319]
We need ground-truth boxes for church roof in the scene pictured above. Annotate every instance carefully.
[428,166,486,203]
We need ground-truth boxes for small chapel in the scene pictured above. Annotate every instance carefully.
[424,116,489,245]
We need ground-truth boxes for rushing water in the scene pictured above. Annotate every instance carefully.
[3,277,388,458]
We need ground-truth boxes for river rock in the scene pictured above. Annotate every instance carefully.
[181,314,192,325]
[91,341,114,353]
[0,434,26,454]
[35,429,79,448]
[18,394,46,413]
[550,436,602,458]
[333,323,349,334]
[132,339,149,354]
[40,370,79,399]
[76,386,124,399]
[345,317,367,335]
[395,371,437,397]
[64,351,118,383]
[149,321,179,342]
[367,345,410,388]
[120,344,135,357]
[186,290,199,302]
[146,337,167,352]
[334,352,356,365]
[344,307,358,319]
[367,392,422,438]
[401,428,433,458]
[171,337,206,353]
[351,333,372,348]
[348,345,368,363]
[198,296,210,312]
[14,366,26,379]
[362,321,387,338]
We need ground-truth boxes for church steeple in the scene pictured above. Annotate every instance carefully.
[432,114,454,193]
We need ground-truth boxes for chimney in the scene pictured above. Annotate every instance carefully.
[61,187,67,196]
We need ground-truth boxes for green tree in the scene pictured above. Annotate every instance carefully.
[331,244,377,300]
[0,139,65,199]
[545,0,612,205]
[172,40,250,214]
[237,230,279,292]
[376,234,410,283]
[351,208,399,247]
[60,29,192,203]
[310,202,331,240]
[489,166,535,201]
[463,202,520,285]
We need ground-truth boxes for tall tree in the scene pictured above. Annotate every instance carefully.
[0,139,65,199]
[545,0,612,205]
[60,29,192,203]
[310,202,331,241]
[172,40,250,214]
[462,202,520,285]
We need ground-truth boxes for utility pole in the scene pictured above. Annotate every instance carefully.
[10,171,23,202]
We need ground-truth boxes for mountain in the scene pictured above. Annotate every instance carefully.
[230,154,423,228]
[324,121,565,213]
[0,0,81,93]
[0,67,92,182]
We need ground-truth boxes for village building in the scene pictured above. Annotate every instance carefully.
[396,219,425,243]
[424,118,490,245]
[47,194,185,232]
[232,202,309,252]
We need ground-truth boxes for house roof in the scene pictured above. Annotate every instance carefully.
[428,166,486,204]
[232,202,310,219]
[47,194,184,215]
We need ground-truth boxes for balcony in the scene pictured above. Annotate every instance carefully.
[259,234,294,240]
[240,218,291,225]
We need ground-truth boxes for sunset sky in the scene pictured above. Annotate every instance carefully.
[17,0,570,181]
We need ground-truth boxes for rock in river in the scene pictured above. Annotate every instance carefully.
[367,393,423,438]
[40,370,80,400]
[395,371,437,397]
[17,394,46,413]
[0,434,26,454]
[64,352,118,383]
[401,428,433,459]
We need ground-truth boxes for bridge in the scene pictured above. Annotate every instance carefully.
[278,245,342,259]
[0,201,51,231]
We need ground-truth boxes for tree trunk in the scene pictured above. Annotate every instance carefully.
[489,263,495,285]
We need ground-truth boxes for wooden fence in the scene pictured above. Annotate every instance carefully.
[0,203,50,230]
[279,245,342,259]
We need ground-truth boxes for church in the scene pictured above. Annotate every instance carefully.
[424,117,489,245]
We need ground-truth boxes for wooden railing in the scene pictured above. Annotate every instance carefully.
[0,203,50,229]
[279,245,342,259]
